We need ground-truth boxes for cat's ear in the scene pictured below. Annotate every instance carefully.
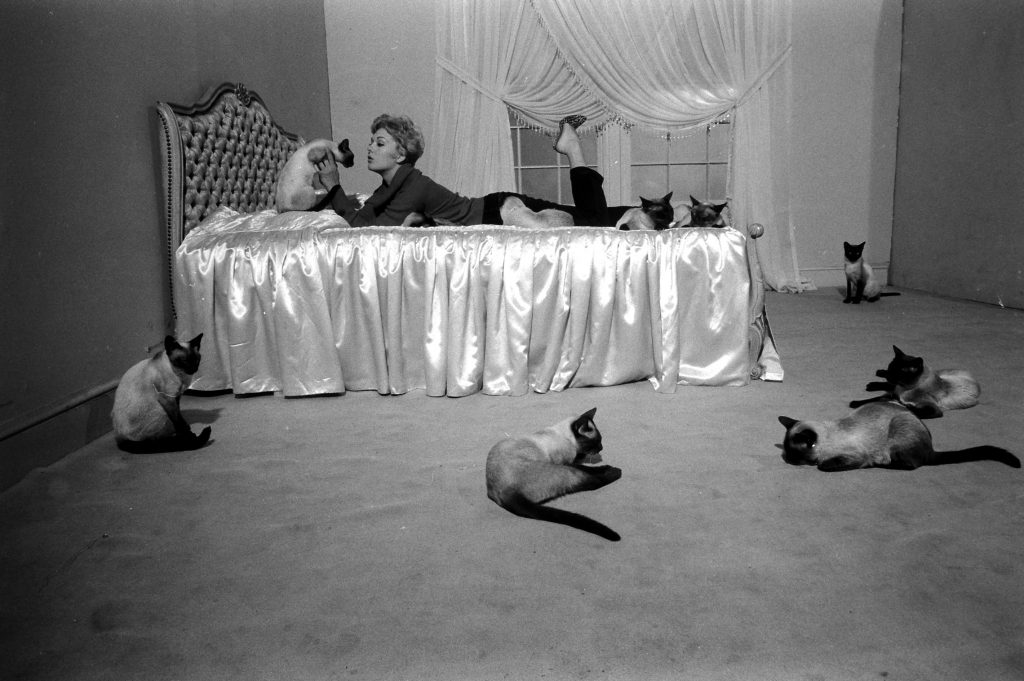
[844,241,851,248]
[189,333,203,349]
[778,416,799,429]
[893,345,904,357]
[572,408,598,438]
[662,191,673,203]
[690,195,700,205]
[714,202,727,212]
[164,336,179,354]
[639,196,653,207]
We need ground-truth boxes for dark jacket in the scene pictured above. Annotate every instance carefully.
[329,165,485,226]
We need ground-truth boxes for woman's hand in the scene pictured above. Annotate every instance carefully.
[313,157,340,194]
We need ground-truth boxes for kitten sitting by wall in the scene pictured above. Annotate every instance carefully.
[843,241,899,303]
[111,334,211,453]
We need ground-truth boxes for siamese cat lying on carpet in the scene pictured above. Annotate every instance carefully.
[778,402,1018,472]
[849,345,980,418]
[485,407,622,541]
[111,334,211,453]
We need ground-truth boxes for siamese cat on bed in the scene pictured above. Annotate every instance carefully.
[485,407,622,541]
[778,402,1018,472]
[111,334,211,453]
[849,345,980,418]
[275,138,355,212]
[616,192,675,231]
[843,241,900,303]
[686,195,728,228]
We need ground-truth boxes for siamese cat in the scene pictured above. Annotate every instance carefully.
[111,334,211,453]
[843,241,900,303]
[275,138,354,212]
[849,345,980,418]
[485,407,622,541]
[687,195,728,228]
[777,402,1018,472]
[616,192,675,231]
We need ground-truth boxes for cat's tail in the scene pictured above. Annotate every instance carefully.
[926,446,1020,468]
[116,426,211,454]
[499,492,621,541]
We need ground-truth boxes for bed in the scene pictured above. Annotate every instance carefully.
[157,82,781,397]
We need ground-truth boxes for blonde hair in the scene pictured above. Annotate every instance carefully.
[371,114,424,166]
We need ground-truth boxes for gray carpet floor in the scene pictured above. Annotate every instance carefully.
[3,289,1023,681]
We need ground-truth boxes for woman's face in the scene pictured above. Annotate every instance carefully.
[367,127,405,175]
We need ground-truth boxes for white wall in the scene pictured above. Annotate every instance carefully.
[891,0,1024,309]
[324,1,904,291]
[790,0,903,290]
[324,0,438,197]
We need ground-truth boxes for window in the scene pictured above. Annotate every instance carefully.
[629,121,731,202]
[509,110,730,206]
[508,111,597,205]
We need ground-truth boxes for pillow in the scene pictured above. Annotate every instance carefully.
[189,206,351,239]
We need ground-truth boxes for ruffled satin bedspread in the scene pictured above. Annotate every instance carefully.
[175,207,777,397]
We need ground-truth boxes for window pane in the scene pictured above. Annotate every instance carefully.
[630,132,668,164]
[668,165,708,200]
[520,129,557,166]
[632,165,669,202]
[520,168,560,203]
[708,123,731,163]
[668,131,706,163]
[708,164,728,200]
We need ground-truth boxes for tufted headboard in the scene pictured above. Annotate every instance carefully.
[156,82,305,312]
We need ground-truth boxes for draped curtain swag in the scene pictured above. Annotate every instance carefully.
[428,0,806,292]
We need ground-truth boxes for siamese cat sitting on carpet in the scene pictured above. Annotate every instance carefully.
[849,345,980,418]
[111,334,211,453]
[843,241,900,303]
[485,407,622,541]
[778,402,1018,472]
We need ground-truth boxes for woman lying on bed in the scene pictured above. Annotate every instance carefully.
[313,114,631,228]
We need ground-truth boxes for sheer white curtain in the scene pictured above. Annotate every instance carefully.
[427,0,806,291]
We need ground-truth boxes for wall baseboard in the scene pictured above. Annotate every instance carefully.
[801,264,891,291]
[0,385,116,492]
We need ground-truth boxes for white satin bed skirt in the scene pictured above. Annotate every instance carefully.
[174,208,770,397]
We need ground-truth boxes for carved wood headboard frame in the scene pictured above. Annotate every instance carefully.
[155,82,305,318]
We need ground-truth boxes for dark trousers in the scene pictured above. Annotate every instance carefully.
[481,167,631,227]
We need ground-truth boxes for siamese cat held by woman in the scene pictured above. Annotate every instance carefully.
[111,334,212,453]
[485,407,622,541]
[778,402,1018,472]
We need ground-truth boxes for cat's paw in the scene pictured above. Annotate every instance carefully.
[601,466,623,482]
[307,146,330,164]
[193,426,212,448]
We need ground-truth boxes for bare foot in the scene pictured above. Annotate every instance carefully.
[553,117,586,167]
